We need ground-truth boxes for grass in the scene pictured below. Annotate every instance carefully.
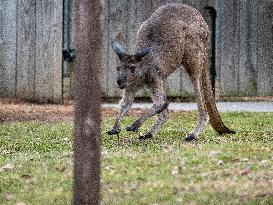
[0,111,273,204]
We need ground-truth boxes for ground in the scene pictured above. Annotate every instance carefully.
[0,98,151,122]
[0,98,273,204]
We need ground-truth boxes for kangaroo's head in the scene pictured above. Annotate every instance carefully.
[112,41,151,89]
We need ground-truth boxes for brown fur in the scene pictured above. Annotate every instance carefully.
[108,3,235,141]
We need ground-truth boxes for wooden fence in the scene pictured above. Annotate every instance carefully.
[0,0,63,102]
[0,0,272,102]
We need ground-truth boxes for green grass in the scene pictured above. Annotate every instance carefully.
[1,112,273,204]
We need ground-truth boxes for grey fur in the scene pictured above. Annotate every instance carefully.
[108,3,235,141]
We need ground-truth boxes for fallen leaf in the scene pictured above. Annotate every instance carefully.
[208,150,221,157]
[21,174,32,180]
[55,165,66,172]
[0,163,15,172]
[21,174,33,183]
[2,150,13,154]
[200,172,210,177]
[15,202,26,205]
[4,192,14,201]
[178,159,186,167]
[256,193,270,198]
[260,160,268,164]
[105,165,116,175]
[240,168,251,175]
[172,166,179,176]
[231,159,241,163]
[217,160,224,166]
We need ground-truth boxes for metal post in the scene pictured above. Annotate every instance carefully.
[73,0,102,204]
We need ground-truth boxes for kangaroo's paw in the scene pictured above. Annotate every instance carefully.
[107,128,121,135]
[126,121,141,132]
[184,133,198,142]
[126,126,138,132]
[139,133,153,140]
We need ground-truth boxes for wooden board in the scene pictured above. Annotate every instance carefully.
[257,0,273,96]
[35,0,63,102]
[101,0,110,96]
[0,0,17,96]
[16,0,36,100]
[107,0,130,97]
[238,0,257,96]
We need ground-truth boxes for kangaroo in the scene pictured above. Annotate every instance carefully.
[107,3,235,141]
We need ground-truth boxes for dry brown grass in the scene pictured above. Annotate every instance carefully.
[0,98,154,122]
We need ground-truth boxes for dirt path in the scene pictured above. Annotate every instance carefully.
[0,98,149,123]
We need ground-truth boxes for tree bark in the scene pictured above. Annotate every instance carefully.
[73,0,102,204]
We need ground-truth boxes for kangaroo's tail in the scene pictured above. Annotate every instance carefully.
[201,65,235,134]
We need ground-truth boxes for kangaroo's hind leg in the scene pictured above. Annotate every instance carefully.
[184,53,209,141]
[185,75,209,141]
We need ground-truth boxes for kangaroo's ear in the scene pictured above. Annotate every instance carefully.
[112,41,126,59]
[135,47,152,62]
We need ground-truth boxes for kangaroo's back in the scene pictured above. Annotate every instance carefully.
[136,4,209,75]
[136,3,208,49]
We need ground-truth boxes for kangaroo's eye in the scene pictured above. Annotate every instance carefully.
[129,65,136,73]
[116,66,122,71]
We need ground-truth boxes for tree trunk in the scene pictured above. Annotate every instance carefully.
[73,0,102,204]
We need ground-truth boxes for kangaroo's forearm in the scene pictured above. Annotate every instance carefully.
[127,102,169,132]
[107,102,132,135]
[113,102,133,129]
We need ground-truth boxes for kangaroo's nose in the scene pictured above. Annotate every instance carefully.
[117,79,122,86]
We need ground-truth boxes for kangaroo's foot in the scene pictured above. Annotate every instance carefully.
[107,128,121,135]
[139,133,153,140]
[185,133,198,142]
[126,120,141,132]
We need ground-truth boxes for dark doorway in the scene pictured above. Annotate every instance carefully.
[62,0,76,102]
[203,6,217,95]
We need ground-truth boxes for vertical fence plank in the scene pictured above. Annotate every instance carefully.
[101,0,110,97]
[238,0,249,95]
[127,0,137,54]
[35,0,63,102]
[16,0,36,100]
[126,0,152,53]
[107,0,129,97]
[0,0,17,96]
[247,0,258,95]
[219,0,240,96]
[164,69,184,97]
[257,0,273,96]
[238,0,257,96]
[63,0,76,99]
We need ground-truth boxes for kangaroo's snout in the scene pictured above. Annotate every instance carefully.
[117,77,127,89]
[117,79,123,86]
